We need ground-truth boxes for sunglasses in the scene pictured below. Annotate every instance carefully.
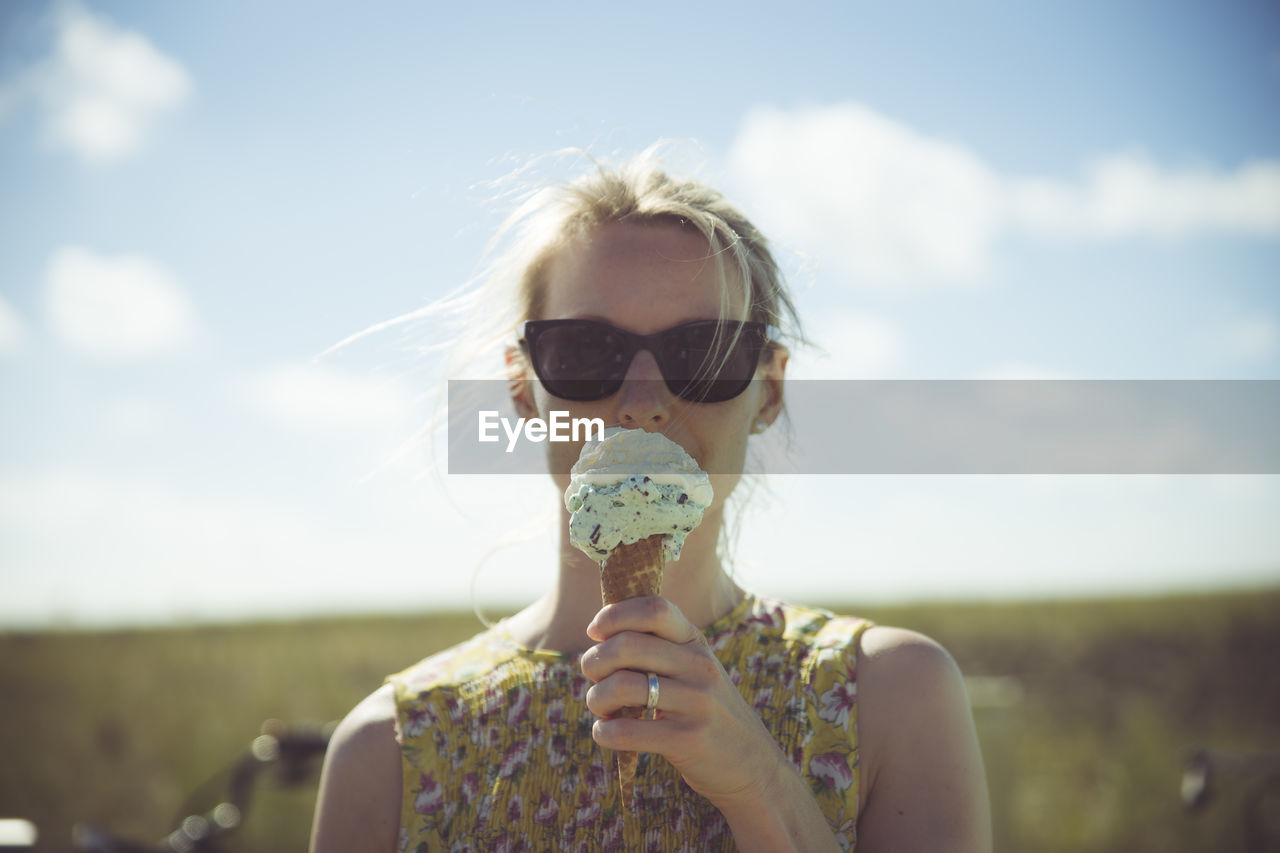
[518,318,770,403]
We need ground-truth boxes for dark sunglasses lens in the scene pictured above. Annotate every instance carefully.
[660,323,761,402]
[531,322,627,401]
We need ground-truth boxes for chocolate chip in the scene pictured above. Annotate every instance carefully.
[590,524,601,544]
[677,493,688,504]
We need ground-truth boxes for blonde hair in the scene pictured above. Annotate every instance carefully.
[380,144,808,384]
[515,149,799,331]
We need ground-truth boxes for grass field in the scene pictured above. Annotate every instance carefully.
[2,588,1278,852]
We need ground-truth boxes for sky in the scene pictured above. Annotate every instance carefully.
[0,1,1278,628]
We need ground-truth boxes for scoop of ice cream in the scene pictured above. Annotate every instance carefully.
[564,427,713,563]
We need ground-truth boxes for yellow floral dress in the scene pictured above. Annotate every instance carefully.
[387,593,873,852]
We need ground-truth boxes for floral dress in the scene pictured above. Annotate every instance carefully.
[387,593,873,852]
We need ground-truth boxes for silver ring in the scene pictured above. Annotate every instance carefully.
[645,672,660,713]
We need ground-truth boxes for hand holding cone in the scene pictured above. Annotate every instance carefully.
[598,533,666,809]
[564,427,713,813]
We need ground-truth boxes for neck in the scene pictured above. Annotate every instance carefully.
[504,502,743,656]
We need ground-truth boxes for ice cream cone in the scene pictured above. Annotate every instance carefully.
[599,533,666,810]
[566,428,712,814]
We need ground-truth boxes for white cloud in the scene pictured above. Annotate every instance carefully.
[738,476,1280,603]
[0,469,344,621]
[726,103,1280,288]
[791,310,906,379]
[244,363,420,433]
[728,104,1000,285]
[0,295,28,356]
[0,4,191,163]
[1007,155,1280,239]
[44,246,196,357]
[0,467,556,626]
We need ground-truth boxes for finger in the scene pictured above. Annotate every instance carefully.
[592,713,692,755]
[585,670,696,719]
[586,596,704,646]
[579,629,712,684]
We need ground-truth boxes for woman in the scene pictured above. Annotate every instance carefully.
[310,151,991,852]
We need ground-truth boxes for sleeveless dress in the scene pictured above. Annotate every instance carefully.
[387,593,873,852]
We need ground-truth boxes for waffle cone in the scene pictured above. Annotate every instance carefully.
[601,534,665,604]
[599,534,666,810]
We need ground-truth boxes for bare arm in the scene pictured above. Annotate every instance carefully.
[309,683,402,853]
[855,627,992,853]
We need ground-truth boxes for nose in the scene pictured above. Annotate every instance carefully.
[614,348,672,427]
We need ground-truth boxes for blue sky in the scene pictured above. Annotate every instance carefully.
[1,1,1277,626]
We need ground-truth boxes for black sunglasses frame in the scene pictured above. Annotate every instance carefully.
[518,318,770,403]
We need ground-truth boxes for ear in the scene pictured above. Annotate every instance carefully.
[752,343,788,432]
[505,343,539,420]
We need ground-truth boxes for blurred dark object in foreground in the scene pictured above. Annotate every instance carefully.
[1183,748,1280,852]
[72,720,332,852]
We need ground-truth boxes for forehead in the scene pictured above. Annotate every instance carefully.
[539,221,746,329]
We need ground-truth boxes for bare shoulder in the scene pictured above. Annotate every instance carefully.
[856,625,969,764]
[855,626,992,852]
[338,681,400,738]
[309,683,402,853]
[856,626,968,786]
[858,625,965,695]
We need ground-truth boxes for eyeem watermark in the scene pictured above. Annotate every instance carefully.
[478,410,605,453]
[452,380,1280,473]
